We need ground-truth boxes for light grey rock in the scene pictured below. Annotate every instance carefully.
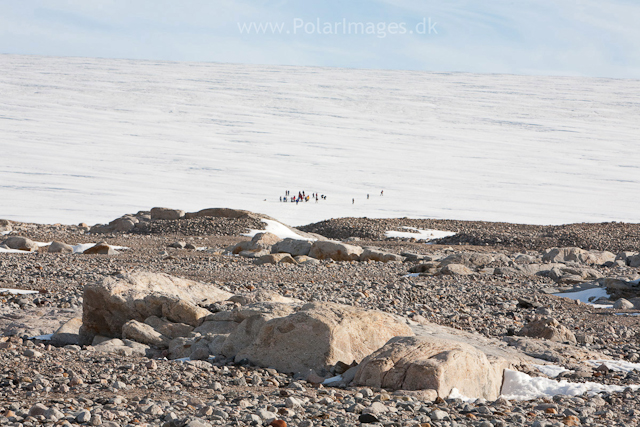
[308,240,364,261]
[2,236,38,252]
[48,241,74,253]
[518,317,576,344]
[150,207,185,220]
[272,238,313,256]
[360,248,405,263]
[121,319,170,348]
[613,298,634,309]
[51,317,83,346]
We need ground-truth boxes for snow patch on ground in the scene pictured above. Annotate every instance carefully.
[29,334,53,341]
[0,248,36,254]
[501,369,640,401]
[553,287,613,308]
[322,375,343,385]
[448,388,476,402]
[385,227,456,241]
[244,219,316,241]
[0,288,39,295]
[71,243,130,254]
[534,364,570,378]
[0,231,11,236]
[586,360,640,373]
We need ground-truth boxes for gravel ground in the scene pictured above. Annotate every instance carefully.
[1,216,640,427]
[299,218,640,252]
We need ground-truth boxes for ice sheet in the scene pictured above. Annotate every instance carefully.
[0,55,639,228]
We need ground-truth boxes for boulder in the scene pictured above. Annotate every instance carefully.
[439,253,494,268]
[51,317,83,346]
[542,247,586,263]
[239,249,270,258]
[545,266,602,284]
[92,338,153,357]
[110,216,138,232]
[80,272,232,342]
[144,316,194,339]
[409,262,440,274]
[514,254,537,264]
[122,320,170,348]
[613,298,634,309]
[185,208,257,220]
[505,336,602,364]
[150,207,185,221]
[194,320,238,335]
[48,241,74,254]
[308,241,363,261]
[162,300,212,327]
[219,302,299,358]
[629,254,640,268]
[581,250,616,266]
[227,290,299,306]
[353,336,509,400]
[518,317,576,344]
[230,232,282,254]
[0,219,12,233]
[233,302,414,374]
[0,219,13,233]
[92,216,140,233]
[615,252,636,266]
[83,242,116,255]
[542,247,615,265]
[439,264,474,276]
[271,238,312,256]
[2,236,38,252]
[401,253,433,262]
[295,255,320,265]
[360,248,405,263]
[249,232,281,249]
[254,253,298,265]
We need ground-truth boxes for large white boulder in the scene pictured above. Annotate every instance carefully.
[2,236,38,252]
[150,207,185,220]
[230,232,282,255]
[233,302,413,374]
[518,317,577,344]
[271,238,313,256]
[308,241,363,261]
[80,272,232,343]
[542,247,616,265]
[353,335,510,400]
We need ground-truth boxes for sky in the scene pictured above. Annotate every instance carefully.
[0,0,639,78]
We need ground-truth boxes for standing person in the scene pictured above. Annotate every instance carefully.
[367,194,369,199]
[352,198,354,204]
[380,190,384,196]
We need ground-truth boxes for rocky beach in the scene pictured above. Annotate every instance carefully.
[0,208,639,427]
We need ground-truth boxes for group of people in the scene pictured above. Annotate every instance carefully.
[279,190,383,205]
[280,190,326,204]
